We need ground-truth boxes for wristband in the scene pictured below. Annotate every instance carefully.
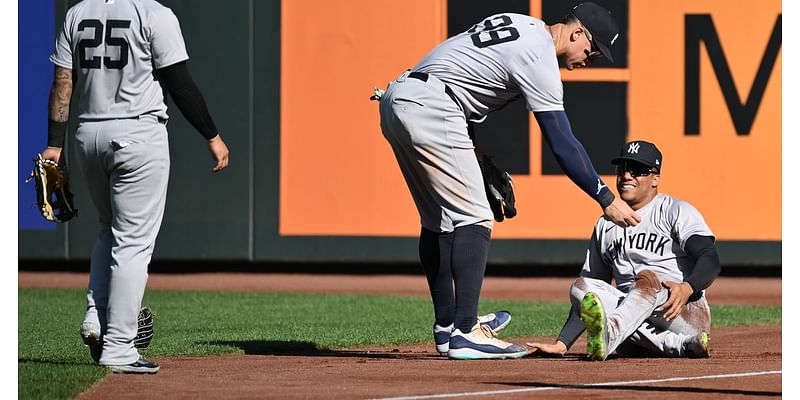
[48,120,68,148]
[597,187,615,209]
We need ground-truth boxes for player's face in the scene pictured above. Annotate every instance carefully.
[616,161,660,209]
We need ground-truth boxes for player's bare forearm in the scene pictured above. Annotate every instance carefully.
[44,67,73,156]
[48,67,73,123]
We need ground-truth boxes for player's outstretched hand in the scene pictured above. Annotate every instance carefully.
[603,197,641,228]
[207,134,229,173]
[660,281,693,321]
[526,340,567,357]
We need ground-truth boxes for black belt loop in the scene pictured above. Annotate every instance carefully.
[408,71,460,108]
[408,71,428,82]
[444,86,457,101]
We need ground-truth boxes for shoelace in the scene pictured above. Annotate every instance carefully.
[479,324,497,338]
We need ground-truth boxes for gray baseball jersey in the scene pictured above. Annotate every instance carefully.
[554,193,714,355]
[50,0,188,120]
[381,13,570,231]
[414,13,564,122]
[581,193,715,290]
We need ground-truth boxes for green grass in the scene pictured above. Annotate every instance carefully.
[19,288,781,399]
[709,303,782,326]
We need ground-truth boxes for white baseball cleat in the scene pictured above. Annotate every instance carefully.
[447,323,528,360]
[434,311,513,354]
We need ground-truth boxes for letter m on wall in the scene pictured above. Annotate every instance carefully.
[684,14,781,135]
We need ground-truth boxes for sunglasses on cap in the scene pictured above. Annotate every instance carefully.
[585,49,603,63]
[616,161,659,177]
[582,25,603,63]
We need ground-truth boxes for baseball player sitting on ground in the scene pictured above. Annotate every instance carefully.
[527,140,720,360]
[377,3,640,360]
[44,0,230,373]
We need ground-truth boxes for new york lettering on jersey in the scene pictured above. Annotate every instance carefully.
[606,232,671,261]
[598,194,713,278]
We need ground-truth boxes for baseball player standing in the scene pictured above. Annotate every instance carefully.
[377,3,638,359]
[527,141,720,359]
[42,0,229,373]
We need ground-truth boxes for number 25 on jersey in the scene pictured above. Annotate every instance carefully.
[77,19,131,69]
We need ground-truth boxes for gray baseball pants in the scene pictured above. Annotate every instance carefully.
[74,115,170,365]
[378,70,493,233]
[572,276,711,357]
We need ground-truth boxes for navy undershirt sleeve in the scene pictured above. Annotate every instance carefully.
[683,235,721,293]
[534,111,614,207]
[156,61,219,140]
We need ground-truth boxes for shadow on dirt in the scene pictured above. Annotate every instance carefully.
[199,340,441,360]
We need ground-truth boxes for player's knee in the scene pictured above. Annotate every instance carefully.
[634,270,660,291]
[569,277,588,303]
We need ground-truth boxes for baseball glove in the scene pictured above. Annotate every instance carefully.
[135,307,154,349]
[478,156,517,222]
[27,154,78,222]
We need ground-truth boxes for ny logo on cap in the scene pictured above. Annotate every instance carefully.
[628,143,640,154]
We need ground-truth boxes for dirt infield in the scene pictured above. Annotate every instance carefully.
[19,273,781,305]
[19,272,782,399]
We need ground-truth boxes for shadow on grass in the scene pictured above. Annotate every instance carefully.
[491,381,781,397]
[200,340,441,360]
[19,357,100,367]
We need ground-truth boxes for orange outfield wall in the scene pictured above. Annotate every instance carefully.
[280,0,781,240]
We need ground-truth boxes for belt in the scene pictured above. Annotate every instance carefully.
[408,71,460,106]
[136,114,168,124]
[80,114,167,124]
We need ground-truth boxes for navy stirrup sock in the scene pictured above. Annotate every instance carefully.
[450,225,491,332]
[419,228,455,327]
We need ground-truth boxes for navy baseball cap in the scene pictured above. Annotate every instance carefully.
[611,141,663,171]
[572,2,619,63]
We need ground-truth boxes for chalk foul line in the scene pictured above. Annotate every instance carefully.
[373,370,782,400]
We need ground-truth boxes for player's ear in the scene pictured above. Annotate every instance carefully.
[570,26,583,42]
[651,173,660,188]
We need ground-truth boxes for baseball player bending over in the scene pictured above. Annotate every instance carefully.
[377,3,639,359]
[528,141,720,360]
[44,0,230,373]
